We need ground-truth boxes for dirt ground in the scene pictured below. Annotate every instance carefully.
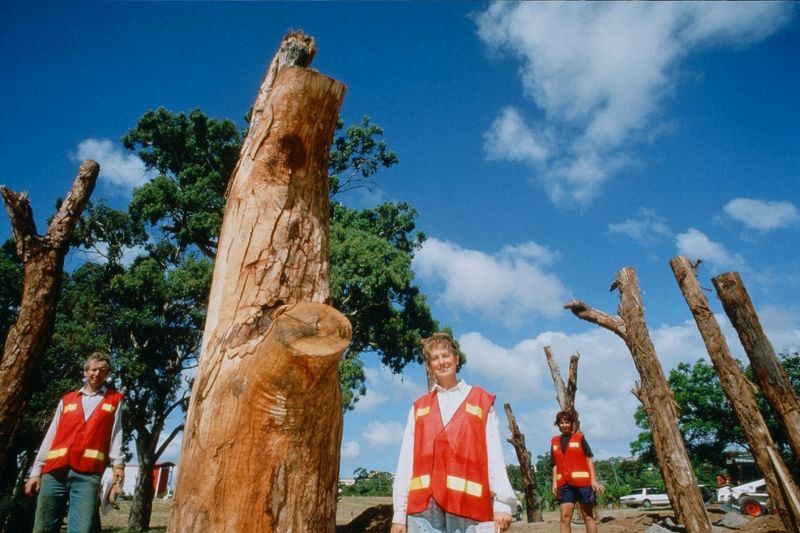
[101,497,786,532]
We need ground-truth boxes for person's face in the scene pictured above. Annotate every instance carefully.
[558,419,574,435]
[427,346,459,387]
[84,361,110,391]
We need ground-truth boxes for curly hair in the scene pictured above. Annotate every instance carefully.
[420,332,458,362]
[554,409,578,427]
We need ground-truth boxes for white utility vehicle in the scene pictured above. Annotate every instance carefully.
[619,487,670,509]
[717,478,769,517]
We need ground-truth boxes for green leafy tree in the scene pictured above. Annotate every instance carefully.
[632,354,800,481]
[339,468,393,497]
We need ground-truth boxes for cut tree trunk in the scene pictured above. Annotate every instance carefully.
[0,161,99,474]
[671,256,800,532]
[168,32,351,533]
[713,271,800,462]
[565,267,711,533]
[503,403,543,523]
[543,346,578,414]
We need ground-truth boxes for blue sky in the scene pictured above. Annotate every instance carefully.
[2,3,799,481]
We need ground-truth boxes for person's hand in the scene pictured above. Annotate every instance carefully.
[24,476,41,497]
[551,482,558,497]
[592,480,605,494]
[390,523,407,533]
[494,511,512,531]
[106,465,125,509]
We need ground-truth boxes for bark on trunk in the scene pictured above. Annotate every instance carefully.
[565,267,711,533]
[168,32,350,533]
[713,271,800,462]
[0,161,99,473]
[671,256,800,532]
[543,346,578,413]
[503,403,543,523]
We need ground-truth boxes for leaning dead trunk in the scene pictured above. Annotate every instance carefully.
[565,267,711,533]
[0,161,99,473]
[671,256,800,532]
[713,271,800,463]
[168,32,350,533]
[503,403,542,522]
[543,346,579,414]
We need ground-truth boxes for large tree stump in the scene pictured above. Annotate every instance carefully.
[504,403,543,522]
[671,256,800,532]
[565,267,711,533]
[0,161,99,473]
[713,271,800,463]
[168,32,350,533]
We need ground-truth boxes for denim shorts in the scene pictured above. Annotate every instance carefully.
[558,484,596,504]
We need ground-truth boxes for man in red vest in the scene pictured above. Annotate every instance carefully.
[391,333,515,533]
[550,410,604,533]
[24,352,125,533]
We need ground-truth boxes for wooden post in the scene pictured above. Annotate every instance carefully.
[0,161,99,473]
[671,256,800,532]
[168,32,351,533]
[565,267,711,533]
[503,403,543,522]
[713,271,800,462]
[544,346,579,414]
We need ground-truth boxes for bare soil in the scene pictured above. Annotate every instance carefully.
[100,497,786,532]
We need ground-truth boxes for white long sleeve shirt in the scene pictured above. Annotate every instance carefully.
[392,380,516,524]
[30,384,124,478]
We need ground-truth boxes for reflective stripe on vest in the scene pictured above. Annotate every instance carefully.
[465,403,483,419]
[102,403,115,413]
[409,475,430,491]
[446,475,483,498]
[83,449,105,461]
[46,448,67,461]
[415,406,430,419]
[63,403,78,413]
[572,471,590,479]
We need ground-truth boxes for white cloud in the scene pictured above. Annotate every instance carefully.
[341,440,360,460]
[724,198,800,231]
[413,238,569,325]
[74,138,153,194]
[354,366,426,413]
[362,420,404,448]
[484,107,550,163]
[608,208,672,246]
[675,228,746,272]
[475,3,791,204]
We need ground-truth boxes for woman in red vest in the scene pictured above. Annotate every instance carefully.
[391,333,515,533]
[550,410,604,533]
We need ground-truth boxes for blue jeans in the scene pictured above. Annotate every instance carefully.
[408,497,492,533]
[33,469,101,533]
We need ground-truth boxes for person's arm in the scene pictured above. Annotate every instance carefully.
[391,407,415,532]
[582,436,604,493]
[106,398,126,508]
[486,406,514,529]
[24,399,64,496]
[587,457,604,494]
[552,465,558,497]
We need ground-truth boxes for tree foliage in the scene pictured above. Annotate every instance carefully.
[339,468,393,497]
[632,354,800,479]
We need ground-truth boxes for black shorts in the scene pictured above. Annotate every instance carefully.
[558,484,596,505]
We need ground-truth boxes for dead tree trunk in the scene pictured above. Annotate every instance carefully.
[543,346,578,414]
[713,271,800,462]
[0,161,99,473]
[168,32,351,533]
[503,403,542,522]
[565,267,711,533]
[671,256,800,532]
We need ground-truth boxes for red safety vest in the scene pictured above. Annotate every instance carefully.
[407,386,495,522]
[551,432,591,488]
[41,388,123,475]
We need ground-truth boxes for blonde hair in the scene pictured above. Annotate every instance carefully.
[420,332,457,362]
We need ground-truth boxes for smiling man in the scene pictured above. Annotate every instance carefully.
[24,352,125,533]
[392,333,515,533]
